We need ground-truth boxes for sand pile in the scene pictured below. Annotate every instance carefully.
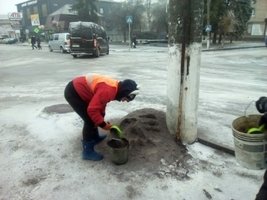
[100,108,195,179]
[44,105,195,179]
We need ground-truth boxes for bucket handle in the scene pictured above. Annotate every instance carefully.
[244,100,255,117]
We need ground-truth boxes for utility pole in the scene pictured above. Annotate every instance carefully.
[207,0,211,49]
[167,0,204,144]
[128,22,131,50]
[264,18,267,42]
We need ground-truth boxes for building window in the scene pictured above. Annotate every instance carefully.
[42,4,48,16]
[100,8,104,14]
[54,34,59,40]
[33,6,38,14]
[68,9,77,15]
[251,8,255,17]
[27,8,31,19]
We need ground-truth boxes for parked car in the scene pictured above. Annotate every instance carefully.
[265,37,267,47]
[0,37,18,44]
[69,21,109,58]
[48,33,70,53]
[5,38,18,44]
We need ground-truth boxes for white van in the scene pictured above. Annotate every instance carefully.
[48,33,70,53]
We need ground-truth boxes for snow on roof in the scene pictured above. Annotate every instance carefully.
[49,4,77,16]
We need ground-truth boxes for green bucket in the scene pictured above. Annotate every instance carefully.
[107,138,129,165]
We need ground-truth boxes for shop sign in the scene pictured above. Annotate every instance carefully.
[8,12,22,21]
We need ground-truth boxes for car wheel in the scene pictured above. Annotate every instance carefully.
[49,46,53,52]
[72,55,77,58]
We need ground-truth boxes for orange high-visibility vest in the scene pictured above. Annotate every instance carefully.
[85,74,118,93]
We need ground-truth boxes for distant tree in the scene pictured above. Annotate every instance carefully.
[101,3,122,31]
[203,0,252,44]
[72,0,98,23]
[218,10,237,44]
[209,0,227,43]
[105,1,145,42]
[151,1,168,35]
[106,2,128,41]
[145,0,152,30]
[129,1,146,33]
[230,0,252,38]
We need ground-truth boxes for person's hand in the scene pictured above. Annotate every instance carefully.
[259,113,267,126]
[110,125,124,138]
[256,97,267,113]
[102,122,112,130]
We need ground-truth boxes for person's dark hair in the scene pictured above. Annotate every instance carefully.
[116,79,138,101]
[256,97,267,113]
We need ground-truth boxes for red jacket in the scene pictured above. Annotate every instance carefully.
[73,74,118,126]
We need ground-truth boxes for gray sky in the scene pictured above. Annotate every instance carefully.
[0,0,25,15]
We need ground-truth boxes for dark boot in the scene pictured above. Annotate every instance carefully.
[82,140,103,161]
[94,134,107,144]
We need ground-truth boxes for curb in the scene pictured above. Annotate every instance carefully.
[15,43,266,51]
[197,136,235,156]
[202,45,266,52]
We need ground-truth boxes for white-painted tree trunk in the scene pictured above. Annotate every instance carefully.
[166,0,203,144]
[167,43,201,144]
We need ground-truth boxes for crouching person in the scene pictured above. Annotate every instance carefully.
[64,73,139,161]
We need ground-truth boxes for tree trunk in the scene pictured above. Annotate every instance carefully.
[167,0,204,144]
[212,31,217,44]
[219,33,222,44]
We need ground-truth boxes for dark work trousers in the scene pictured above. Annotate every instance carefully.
[256,170,267,200]
[64,81,99,141]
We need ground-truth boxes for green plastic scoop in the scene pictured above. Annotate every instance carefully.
[247,124,266,134]
[110,125,124,138]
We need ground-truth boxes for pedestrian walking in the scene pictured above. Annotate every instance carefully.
[131,35,137,48]
[30,36,37,50]
[36,37,42,50]
[64,73,139,161]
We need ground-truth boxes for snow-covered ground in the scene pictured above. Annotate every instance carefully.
[0,44,266,199]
